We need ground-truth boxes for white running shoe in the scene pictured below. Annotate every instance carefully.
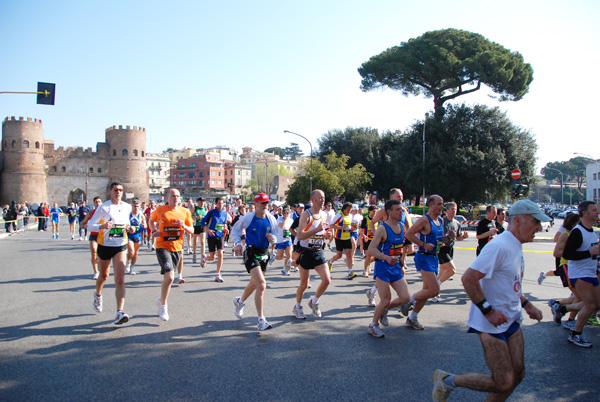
[233,297,245,319]
[92,272,99,280]
[281,268,290,276]
[114,311,129,325]
[215,275,224,283]
[93,293,102,313]
[292,305,306,319]
[366,289,376,307]
[308,299,322,318]
[192,254,197,264]
[368,323,385,338]
[157,298,169,321]
[125,262,131,274]
[258,317,272,331]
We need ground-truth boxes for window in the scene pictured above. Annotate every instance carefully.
[218,172,222,176]
[61,167,66,172]
[189,180,195,185]
[218,181,222,185]
[190,163,196,168]
[23,140,29,148]
[113,149,116,156]
[199,181,204,187]
[53,166,57,172]
[12,140,16,148]
[35,141,40,149]
[89,167,94,173]
[133,150,138,156]
[122,149,128,156]
[595,173,597,181]
[179,181,186,186]
[98,168,102,173]
[199,172,204,177]
[181,164,186,168]
[595,189,597,199]
[188,172,195,178]
[141,151,144,157]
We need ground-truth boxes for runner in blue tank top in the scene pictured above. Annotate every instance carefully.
[366,199,412,338]
[403,194,445,331]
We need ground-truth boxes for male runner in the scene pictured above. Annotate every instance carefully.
[81,196,103,279]
[403,195,445,330]
[77,201,91,241]
[66,202,78,240]
[232,193,278,330]
[88,182,134,325]
[144,200,157,250]
[191,197,207,264]
[200,197,229,282]
[293,190,332,319]
[432,200,545,401]
[367,200,411,338]
[329,202,356,279]
[150,188,194,321]
[476,205,499,256]
[126,199,146,275]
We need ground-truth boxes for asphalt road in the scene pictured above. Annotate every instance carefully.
[0,221,597,401]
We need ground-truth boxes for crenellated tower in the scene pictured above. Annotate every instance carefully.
[0,117,47,205]
[105,125,148,202]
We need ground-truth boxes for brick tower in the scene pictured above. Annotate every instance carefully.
[105,125,148,202]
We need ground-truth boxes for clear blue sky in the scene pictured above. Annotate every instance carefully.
[1,1,598,173]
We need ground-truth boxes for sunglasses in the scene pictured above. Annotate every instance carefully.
[113,188,124,192]
[260,201,269,205]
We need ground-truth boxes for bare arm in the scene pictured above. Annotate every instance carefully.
[405,216,434,252]
[553,232,569,259]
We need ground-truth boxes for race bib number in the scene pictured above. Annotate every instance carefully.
[109,226,125,238]
[389,243,404,256]
[283,230,291,238]
[351,224,359,232]
[214,223,225,233]
[163,226,182,241]
[308,235,324,248]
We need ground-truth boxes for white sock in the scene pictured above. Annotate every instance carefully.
[409,311,418,320]
[311,296,319,304]
[370,286,377,295]
[409,294,415,304]
[295,302,302,309]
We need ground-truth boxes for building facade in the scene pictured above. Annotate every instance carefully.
[146,153,170,201]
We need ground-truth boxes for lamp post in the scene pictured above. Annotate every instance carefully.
[422,113,429,207]
[284,130,313,194]
[542,167,564,206]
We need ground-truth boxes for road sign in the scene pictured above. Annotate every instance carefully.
[511,169,521,180]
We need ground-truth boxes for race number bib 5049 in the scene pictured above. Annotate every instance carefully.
[163,226,182,241]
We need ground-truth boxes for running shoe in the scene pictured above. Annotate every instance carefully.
[432,369,454,402]
[346,271,357,280]
[192,254,197,264]
[114,311,129,325]
[269,254,276,265]
[368,323,385,338]
[538,271,546,285]
[257,318,272,331]
[587,315,600,326]
[568,333,592,348]
[366,289,376,307]
[406,317,424,330]
[156,298,169,321]
[547,299,557,307]
[551,302,564,325]
[380,309,389,327]
[92,272,99,280]
[563,320,576,331]
[308,299,322,318]
[215,275,224,283]
[362,271,369,278]
[400,302,413,317]
[125,262,131,274]
[201,255,206,268]
[360,253,366,260]
[177,277,185,284]
[79,236,82,241]
[71,234,74,240]
[224,242,229,248]
[188,247,193,255]
[233,297,245,319]
[292,305,306,320]
[130,268,136,275]
[429,296,440,303]
[281,268,290,276]
[327,260,333,272]
[290,265,299,272]
[93,293,103,313]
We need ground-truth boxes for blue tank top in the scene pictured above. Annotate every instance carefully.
[375,222,405,268]
[418,215,444,255]
[129,212,143,237]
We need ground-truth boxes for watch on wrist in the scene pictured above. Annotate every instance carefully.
[476,299,493,315]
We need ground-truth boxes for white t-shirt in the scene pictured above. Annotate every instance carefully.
[466,230,524,334]
[274,216,293,242]
[351,213,363,233]
[325,209,336,224]
[88,200,132,247]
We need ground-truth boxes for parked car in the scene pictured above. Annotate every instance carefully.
[558,208,578,218]
[550,208,563,217]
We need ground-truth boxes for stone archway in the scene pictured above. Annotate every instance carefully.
[68,189,85,204]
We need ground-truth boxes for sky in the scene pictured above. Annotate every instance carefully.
[1,0,599,173]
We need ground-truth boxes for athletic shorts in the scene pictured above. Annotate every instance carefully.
[570,277,600,287]
[276,238,292,249]
[128,234,141,243]
[438,246,454,264]
[68,218,77,224]
[97,244,127,261]
[468,321,521,344]
[556,264,570,288]
[350,232,359,240]
[335,238,352,251]
[51,218,59,224]
[243,246,269,273]
[414,252,439,274]
[194,226,205,235]
[297,248,327,270]
[364,239,372,251]
[293,243,302,253]
[89,234,98,242]
[374,262,404,283]
[207,236,223,252]
[156,248,182,275]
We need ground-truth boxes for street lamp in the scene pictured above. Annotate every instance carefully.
[283,130,313,194]
[542,167,564,206]
[422,112,429,207]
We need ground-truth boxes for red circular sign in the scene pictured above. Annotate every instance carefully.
[511,169,521,179]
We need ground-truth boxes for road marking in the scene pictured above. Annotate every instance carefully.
[455,246,552,254]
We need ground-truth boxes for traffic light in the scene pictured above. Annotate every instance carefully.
[518,184,529,198]
[511,184,519,198]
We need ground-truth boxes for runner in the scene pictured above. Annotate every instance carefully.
[350,204,363,267]
[191,197,208,264]
[144,200,157,250]
[126,199,146,276]
[77,201,91,241]
[328,202,357,279]
[293,190,333,319]
[232,193,279,331]
[367,199,411,338]
[200,197,229,282]
[88,182,134,325]
[273,206,294,275]
[50,202,61,239]
[66,202,78,240]
[432,200,545,401]
[402,195,445,330]
[81,196,103,279]
[150,188,194,321]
